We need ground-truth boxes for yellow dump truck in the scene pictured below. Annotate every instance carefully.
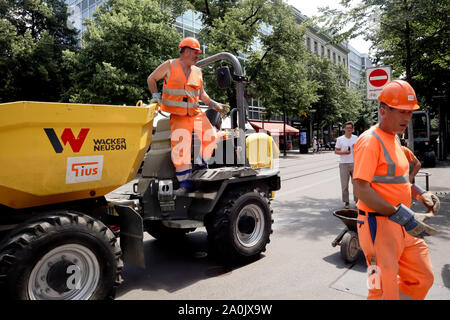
[0,53,280,300]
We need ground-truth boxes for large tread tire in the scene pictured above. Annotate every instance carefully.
[0,211,123,300]
[205,187,273,265]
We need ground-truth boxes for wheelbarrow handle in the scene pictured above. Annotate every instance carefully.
[331,227,348,247]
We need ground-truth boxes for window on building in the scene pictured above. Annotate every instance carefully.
[332,52,336,64]
[338,55,341,64]
[327,49,331,59]
[314,41,318,55]
[183,10,193,24]
[306,37,311,51]
[321,45,324,57]
[184,29,194,38]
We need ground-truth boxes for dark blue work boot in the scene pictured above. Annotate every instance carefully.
[175,180,193,198]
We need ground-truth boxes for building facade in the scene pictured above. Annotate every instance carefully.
[346,43,372,88]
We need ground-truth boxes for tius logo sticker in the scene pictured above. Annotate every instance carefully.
[66,155,103,184]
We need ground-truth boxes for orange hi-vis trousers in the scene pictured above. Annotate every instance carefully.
[357,212,434,300]
[170,113,217,188]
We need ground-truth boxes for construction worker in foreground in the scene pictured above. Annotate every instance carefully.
[147,37,229,196]
[353,80,441,300]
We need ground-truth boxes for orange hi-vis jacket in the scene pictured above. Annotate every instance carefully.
[354,125,411,212]
[161,59,203,116]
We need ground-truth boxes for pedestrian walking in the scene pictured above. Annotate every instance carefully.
[147,37,229,196]
[312,136,318,153]
[334,121,358,209]
[353,80,441,300]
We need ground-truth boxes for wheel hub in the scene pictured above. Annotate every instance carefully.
[235,203,265,248]
[46,260,74,294]
[28,244,100,300]
[238,215,256,234]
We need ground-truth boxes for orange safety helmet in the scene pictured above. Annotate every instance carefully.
[378,80,420,110]
[178,37,202,53]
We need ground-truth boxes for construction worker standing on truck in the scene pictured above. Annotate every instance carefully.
[353,80,440,300]
[147,37,229,196]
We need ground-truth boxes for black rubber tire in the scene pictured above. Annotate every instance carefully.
[0,211,123,300]
[205,187,273,265]
[340,231,360,263]
[145,220,194,241]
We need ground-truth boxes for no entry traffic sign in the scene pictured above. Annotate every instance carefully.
[369,69,389,87]
[366,66,392,100]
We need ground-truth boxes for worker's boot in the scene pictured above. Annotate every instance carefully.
[175,186,190,198]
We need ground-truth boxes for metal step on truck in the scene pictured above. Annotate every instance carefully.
[0,52,280,300]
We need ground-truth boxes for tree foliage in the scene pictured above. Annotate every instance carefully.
[188,0,320,120]
[306,54,359,128]
[0,0,78,102]
[246,2,319,119]
[318,0,449,109]
[62,0,181,105]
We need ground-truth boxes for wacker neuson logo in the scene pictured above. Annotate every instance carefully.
[45,128,126,152]
[44,128,89,153]
[93,138,127,151]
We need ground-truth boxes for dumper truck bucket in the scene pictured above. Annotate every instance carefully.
[0,101,158,209]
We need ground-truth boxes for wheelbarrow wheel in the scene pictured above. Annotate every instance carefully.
[340,231,360,263]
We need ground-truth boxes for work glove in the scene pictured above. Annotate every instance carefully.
[209,99,229,116]
[150,92,161,106]
[412,184,440,214]
[213,103,229,116]
[389,204,437,238]
[421,191,440,214]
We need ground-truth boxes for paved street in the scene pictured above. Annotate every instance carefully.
[110,151,450,300]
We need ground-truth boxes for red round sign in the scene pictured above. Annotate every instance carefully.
[369,69,389,87]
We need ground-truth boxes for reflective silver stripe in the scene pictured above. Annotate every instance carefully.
[371,131,396,176]
[172,59,177,66]
[161,99,199,109]
[162,87,200,97]
[361,129,409,184]
[372,174,409,184]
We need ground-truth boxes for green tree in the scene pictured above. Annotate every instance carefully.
[246,3,319,121]
[352,75,378,133]
[186,0,319,120]
[63,0,181,105]
[0,0,78,102]
[188,0,239,30]
[318,0,449,109]
[185,0,275,109]
[306,55,351,128]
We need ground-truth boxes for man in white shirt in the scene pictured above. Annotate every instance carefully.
[335,121,359,209]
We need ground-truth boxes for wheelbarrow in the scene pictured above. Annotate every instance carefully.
[331,209,362,263]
